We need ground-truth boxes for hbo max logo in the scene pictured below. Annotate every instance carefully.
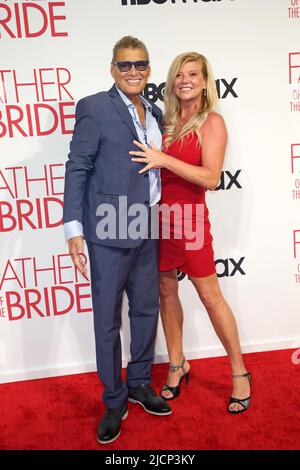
[143,78,238,103]
[177,257,246,281]
[122,0,223,5]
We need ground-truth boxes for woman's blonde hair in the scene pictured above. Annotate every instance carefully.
[163,52,218,148]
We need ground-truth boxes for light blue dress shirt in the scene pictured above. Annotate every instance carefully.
[63,87,162,241]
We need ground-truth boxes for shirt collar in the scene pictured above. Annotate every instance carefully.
[116,86,152,112]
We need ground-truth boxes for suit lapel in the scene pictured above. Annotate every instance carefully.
[108,85,139,140]
[143,96,163,133]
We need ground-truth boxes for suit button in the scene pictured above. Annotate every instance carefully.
[144,200,149,205]
[144,173,149,178]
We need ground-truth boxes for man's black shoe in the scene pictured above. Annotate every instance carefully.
[128,384,172,416]
[97,404,128,444]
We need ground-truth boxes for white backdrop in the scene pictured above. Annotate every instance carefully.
[0,0,299,383]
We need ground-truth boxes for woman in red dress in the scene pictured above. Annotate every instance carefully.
[130,52,251,414]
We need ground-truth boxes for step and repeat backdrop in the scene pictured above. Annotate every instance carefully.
[0,0,299,383]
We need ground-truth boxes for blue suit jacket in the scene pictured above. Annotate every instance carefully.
[63,84,163,248]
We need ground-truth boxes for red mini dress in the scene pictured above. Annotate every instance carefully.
[159,133,216,278]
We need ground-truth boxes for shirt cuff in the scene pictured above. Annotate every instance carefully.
[63,220,83,241]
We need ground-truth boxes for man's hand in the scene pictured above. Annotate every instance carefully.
[68,236,87,276]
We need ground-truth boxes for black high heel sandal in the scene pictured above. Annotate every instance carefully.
[161,357,189,401]
[228,371,252,414]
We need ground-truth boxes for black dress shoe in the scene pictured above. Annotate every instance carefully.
[128,384,172,416]
[97,404,128,444]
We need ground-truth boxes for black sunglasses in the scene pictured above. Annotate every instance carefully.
[112,60,150,72]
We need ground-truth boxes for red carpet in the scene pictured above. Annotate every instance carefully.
[0,349,299,450]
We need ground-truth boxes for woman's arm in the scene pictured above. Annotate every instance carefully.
[130,112,228,190]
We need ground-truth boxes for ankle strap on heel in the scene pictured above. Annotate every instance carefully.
[169,357,186,373]
[232,371,251,383]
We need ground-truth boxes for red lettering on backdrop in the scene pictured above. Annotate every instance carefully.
[0,165,64,199]
[34,103,59,136]
[5,284,91,320]
[0,254,89,291]
[23,3,48,38]
[0,1,68,39]
[0,102,74,137]
[294,230,300,258]
[291,144,300,173]
[0,68,75,138]
[0,254,91,321]
[0,165,65,232]
[289,52,300,84]
[0,68,73,105]
[0,197,64,231]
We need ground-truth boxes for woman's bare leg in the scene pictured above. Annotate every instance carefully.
[190,273,250,412]
[159,270,190,399]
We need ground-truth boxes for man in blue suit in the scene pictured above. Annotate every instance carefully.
[63,36,171,445]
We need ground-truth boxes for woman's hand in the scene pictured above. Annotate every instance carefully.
[130,140,167,174]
